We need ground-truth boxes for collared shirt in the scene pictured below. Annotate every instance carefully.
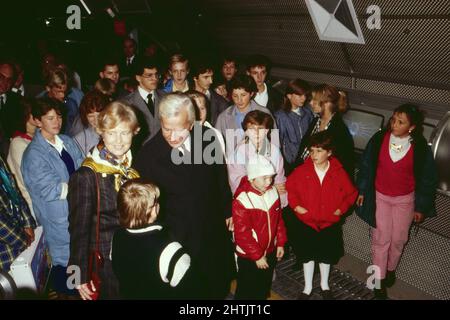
[46,134,66,155]
[292,107,302,116]
[254,83,269,107]
[138,86,155,105]
[11,85,25,96]
[178,135,191,155]
[126,55,135,65]
[172,81,189,93]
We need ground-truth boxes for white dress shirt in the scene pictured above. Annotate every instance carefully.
[254,83,269,107]
[138,86,155,105]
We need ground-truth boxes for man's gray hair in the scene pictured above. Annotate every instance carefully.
[158,93,196,125]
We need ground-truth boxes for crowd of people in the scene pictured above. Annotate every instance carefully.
[0,37,438,300]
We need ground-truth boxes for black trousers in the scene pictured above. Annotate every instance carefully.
[235,252,276,300]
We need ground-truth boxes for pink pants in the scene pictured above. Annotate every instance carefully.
[371,191,415,279]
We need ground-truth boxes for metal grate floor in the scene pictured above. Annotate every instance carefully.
[271,251,377,300]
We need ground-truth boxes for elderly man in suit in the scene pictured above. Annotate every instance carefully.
[121,58,166,153]
[135,93,235,299]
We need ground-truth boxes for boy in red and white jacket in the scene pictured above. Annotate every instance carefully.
[286,131,357,300]
[232,155,287,300]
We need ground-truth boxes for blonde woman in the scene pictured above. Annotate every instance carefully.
[68,101,140,300]
[296,84,354,177]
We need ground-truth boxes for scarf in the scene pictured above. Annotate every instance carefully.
[81,142,140,191]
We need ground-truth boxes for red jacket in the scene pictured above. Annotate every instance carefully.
[286,157,357,232]
[232,177,288,261]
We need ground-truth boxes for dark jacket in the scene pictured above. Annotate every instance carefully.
[112,224,191,299]
[275,107,314,167]
[68,167,122,298]
[119,55,141,80]
[134,124,236,298]
[295,114,355,178]
[209,89,230,126]
[266,86,283,114]
[355,129,438,228]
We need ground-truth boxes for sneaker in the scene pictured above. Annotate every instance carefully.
[320,289,334,300]
[297,292,312,300]
[385,270,396,288]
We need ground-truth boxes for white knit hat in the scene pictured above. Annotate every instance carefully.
[246,155,276,180]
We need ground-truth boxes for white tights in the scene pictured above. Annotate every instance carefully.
[302,261,331,294]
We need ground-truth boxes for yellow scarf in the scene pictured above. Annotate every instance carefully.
[82,157,140,192]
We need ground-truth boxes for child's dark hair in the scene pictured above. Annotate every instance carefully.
[229,74,257,94]
[79,90,110,127]
[212,73,227,89]
[16,98,35,133]
[307,131,335,154]
[32,97,65,120]
[391,103,424,143]
[134,58,160,76]
[242,110,274,144]
[282,79,311,112]
[242,110,274,131]
[246,54,272,73]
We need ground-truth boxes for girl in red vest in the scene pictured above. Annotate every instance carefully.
[286,131,357,300]
[356,104,438,299]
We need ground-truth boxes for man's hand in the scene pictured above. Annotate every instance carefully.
[255,256,269,269]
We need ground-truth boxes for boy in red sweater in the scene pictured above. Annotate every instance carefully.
[286,131,357,300]
[233,155,287,299]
